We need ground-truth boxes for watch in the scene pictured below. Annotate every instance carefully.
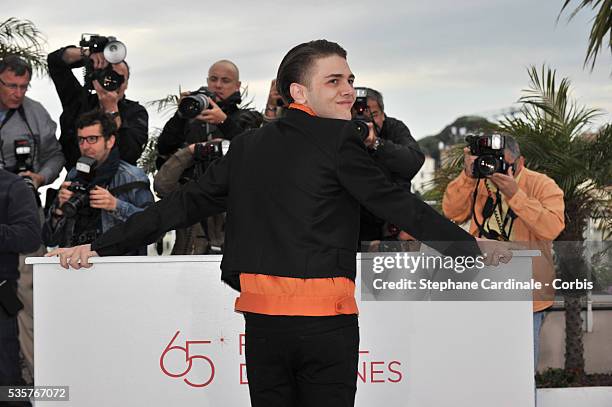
[371,137,384,151]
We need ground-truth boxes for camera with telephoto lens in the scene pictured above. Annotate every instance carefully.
[80,34,127,92]
[178,87,217,119]
[14,139,37,192]
[351,87,370,141]
[60,156,98,218]
[465,133,514,178]
[192,139,230,177]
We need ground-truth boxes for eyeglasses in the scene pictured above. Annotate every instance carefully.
[0,77,30,92]
[78,135,103,145]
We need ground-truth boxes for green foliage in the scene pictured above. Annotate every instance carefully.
[497,66,611,242]
[559,0,612,71]
[536,367,612,387]
[0,18,47,76]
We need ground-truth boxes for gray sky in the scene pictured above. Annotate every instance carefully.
[10,0,612,140]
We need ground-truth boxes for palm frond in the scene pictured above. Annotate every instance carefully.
[559,0,612,71]
[0,18,47,76]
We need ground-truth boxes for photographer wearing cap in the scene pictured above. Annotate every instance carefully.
[155,59,262,168]
[442,133,565,371]
[43,110,153,254]
[352,87,425,244]
[48,37,149,170]
[0,169,40,403]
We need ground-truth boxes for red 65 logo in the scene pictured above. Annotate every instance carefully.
[159,330,216,387]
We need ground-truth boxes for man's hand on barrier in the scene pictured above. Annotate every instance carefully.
[46,244,99,270]
[476,238,513,266]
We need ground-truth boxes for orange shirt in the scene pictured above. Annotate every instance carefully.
[234,103,359,317]
[443,169,565,312]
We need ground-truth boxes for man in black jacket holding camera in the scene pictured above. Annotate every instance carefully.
[48,43,149,170]
[352,87,425,244]
[155,59,262,168]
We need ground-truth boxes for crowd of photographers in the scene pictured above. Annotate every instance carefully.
[0,34,565,402]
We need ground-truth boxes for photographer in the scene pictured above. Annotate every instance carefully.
[352,87,425,243]
[47,38,148,170]
[1,55,64,382]
[0,169,40,401]
[442,133,565,371]
[0,55,64,193]
[155,59,262,167]
[43,110,153,254]
[154,140,227,254]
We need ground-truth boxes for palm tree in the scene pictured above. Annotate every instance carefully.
[0,17,47,75]
[498,65,612,374]
[559,0,612,71]
[424,65,611,375]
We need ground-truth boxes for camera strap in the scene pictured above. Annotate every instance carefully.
[0,108,16,130]
[16,105,36,138]
[471,179,487,238]
[0,109,16,167]
[483,181,514,241]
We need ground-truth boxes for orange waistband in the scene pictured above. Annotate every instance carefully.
[235,273,359,316]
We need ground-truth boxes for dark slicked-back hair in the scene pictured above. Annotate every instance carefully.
[76,109,118,140]
[0,55,33,77]
[276,40,347,104]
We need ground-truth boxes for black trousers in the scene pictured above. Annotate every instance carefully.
[0,280,31,406]
[244,313,359,407]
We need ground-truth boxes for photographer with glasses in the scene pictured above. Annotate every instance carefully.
[0,55,64,385]
[43,110,153,254]
[0,55,64,195]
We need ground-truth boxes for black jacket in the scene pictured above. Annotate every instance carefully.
[0,169,41,280]
[47,47,149,170]
[359,116,425,241]
[92,109,479,290]
[155,100,262,169]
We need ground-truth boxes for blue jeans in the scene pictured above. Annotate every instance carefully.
[533,310,547,371]
[533,310,547,407]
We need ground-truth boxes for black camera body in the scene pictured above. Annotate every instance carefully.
[351,87,370,141]
[465,133,514,178]
[14,139,36,192]
[178,87,216,119]
[192,140,230,178]
[80,34,127,92]
[60,156,98,218]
